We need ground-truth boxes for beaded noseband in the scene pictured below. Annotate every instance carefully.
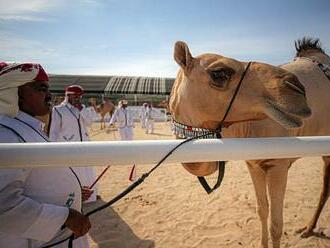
[172,120,220,139]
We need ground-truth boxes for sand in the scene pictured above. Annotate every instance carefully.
[83,122,330,248]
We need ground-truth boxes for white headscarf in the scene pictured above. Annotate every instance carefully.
[0,62,49,117]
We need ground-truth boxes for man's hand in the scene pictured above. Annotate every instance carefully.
[64,208,91,238]
[81,186,94,202]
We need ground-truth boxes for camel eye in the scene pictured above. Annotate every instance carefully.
[208,68,235,88]
[210,70,229,81]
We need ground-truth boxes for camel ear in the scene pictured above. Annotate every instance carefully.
[174,41,194,70]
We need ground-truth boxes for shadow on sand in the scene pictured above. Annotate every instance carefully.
[312,232,330,240]
[83,199,155,248]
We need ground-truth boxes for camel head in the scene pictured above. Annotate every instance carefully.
[169,41,312,177]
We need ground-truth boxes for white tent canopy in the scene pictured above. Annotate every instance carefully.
[49,74,175,95]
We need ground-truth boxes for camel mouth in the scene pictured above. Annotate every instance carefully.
[265,100,311,128]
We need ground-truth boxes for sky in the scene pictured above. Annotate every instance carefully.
[0,0,330,77]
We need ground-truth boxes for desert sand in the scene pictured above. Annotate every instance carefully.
[84,122,329,248]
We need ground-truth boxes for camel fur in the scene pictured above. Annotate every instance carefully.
[90,98,115,130]
[169,37,329,248]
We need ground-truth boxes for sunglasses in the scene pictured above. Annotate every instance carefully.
[25,82,50,93]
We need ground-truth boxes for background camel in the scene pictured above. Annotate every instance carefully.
[90,98,116,129]
[169,38,329,248]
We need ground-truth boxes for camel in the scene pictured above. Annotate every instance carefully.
[89,98,116,130]
[169,37,330,248]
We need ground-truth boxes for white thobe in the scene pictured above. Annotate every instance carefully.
[0,111,83,248]
[139,106,147,128]
[49,102,97,203]
[109,107,134,140]
[84,106,99,123]
[145,108,156,134]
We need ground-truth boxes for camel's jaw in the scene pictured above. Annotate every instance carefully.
[264,99,311,128]
[182,162,219,177]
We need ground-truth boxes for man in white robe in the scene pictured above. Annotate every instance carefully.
[0,62,91,248]
[108,100,135,140]
[139,103,148,128]
[84,100,99,130]
[49,85,97,203]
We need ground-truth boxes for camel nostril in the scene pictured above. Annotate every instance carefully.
[284,80,306,96]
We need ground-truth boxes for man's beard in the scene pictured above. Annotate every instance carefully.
[71,98,81,106]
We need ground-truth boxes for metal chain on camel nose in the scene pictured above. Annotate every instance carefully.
[41,62,252,248]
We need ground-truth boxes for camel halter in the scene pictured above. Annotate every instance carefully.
[172,62,252,194]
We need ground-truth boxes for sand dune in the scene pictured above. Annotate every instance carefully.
[84,122,330,247]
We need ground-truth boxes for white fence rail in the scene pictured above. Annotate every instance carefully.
[1,136,330,169]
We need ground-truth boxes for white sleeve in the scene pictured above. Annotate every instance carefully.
[49,108,62,142]
[0,126,23,142]
[109,109,118,125]
[0,171,69,241]
[0,129,69,242]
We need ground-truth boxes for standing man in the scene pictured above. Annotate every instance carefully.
[0,62,91,247]
[49,85,97,203]
[139,102,148,129]
[108,99,135,140]
[145,103,156,134]
[84,99,99,131]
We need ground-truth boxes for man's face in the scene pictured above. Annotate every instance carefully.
[18,80,52,116]
[67,94,82,106]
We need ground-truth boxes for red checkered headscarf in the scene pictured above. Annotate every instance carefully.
[0,62,49,117]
